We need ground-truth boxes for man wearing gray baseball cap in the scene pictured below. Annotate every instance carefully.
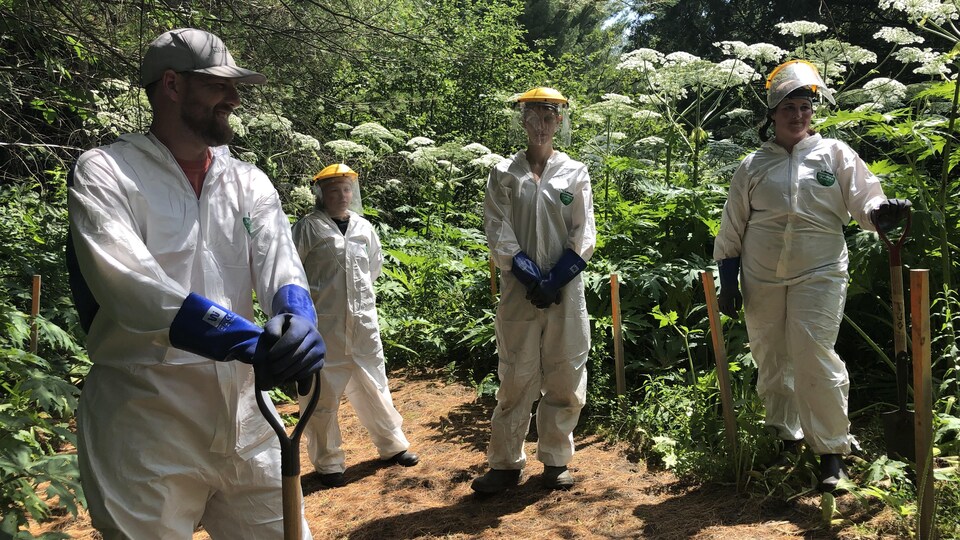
[66,28,321,538]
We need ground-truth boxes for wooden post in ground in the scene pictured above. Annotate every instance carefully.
[30,274,41,354]
[611,273,625,397]
[910,269,936,540]
[700,271,738,457]
[489,257,498,298]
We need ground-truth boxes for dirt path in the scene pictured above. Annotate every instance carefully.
[33,373,894,539]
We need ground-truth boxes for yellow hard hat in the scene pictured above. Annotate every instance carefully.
[312,163,358,183]
[517,86,568,107]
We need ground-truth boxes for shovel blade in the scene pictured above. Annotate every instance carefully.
[882,409,915,462]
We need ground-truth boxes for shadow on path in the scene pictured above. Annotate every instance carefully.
[632,481,862,539]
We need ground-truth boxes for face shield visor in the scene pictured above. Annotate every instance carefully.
[512,87,571,147]
[312,164,362,217]
[766,60,835,109]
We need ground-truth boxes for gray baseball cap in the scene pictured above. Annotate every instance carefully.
[140,28,266,87]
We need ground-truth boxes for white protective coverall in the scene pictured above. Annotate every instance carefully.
[484,150,596,470]
[292,209,409,473]
[713,133,886,455]
[67,133,312,539]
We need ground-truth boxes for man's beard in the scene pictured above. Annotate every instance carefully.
[181,104,234,146]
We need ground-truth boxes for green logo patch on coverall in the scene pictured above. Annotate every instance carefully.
[559,190,574,205]
[816,171,836,187]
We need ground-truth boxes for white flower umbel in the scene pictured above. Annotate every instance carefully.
[248,113,293,133]
[894,46,953,76]
[469,153,506,169]
[714,41,787,63]
[637,136,666,147]
[351,122,398,142]
[776,20,829,37]
[291,132,321,152]
[461,142,491,156]
[894,46,939,64]
[722,108,754,120]
[406,136,436,149]
[863,78,908,107]
[616,48,666,73]
[324,139,372,159]
[632,110,664,121]
[582,94,638,124]
[334,122,353,131]
[290,185,314,209]
[874,26,925,44]
[715,59,760,86]
[879,0,959,25]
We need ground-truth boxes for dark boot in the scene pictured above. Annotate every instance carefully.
[818,454,848,492]
[319,472,346,488]
[384,450,419,467]
[471,469,521,494]
[542,465,575,490]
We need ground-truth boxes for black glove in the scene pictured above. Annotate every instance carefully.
[717,257,742,319]
[526,249,587,309]
[870,198,912,234]
[253,313,325,392]
[526,282,562,308]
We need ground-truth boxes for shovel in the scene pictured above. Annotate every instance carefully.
[878,209,914,462]
[257,373,321,540]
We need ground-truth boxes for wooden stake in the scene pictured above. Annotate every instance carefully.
[910,269,936,540]
[611,273,625,397]
[30,274,41,354]
[489,257,498,298]
[700,271,738,456]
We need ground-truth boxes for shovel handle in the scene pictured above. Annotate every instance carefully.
[876,209,911,266]
[256,371,321,540]
[877,208,911,411]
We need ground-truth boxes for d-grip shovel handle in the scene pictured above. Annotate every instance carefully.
[257,372,321,476]
[877,209,911,411]
[256,371,320,540]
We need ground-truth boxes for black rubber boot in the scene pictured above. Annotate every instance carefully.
[471,469,521,494]
[319,472,347,488]
[384,450,420,467]
[542,465,575,490]
[818,454,848,492]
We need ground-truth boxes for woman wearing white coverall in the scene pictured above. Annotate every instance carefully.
[473,87,596,494]
[713,60,910,492]
[66,29,324,539]
[293,164,418,489]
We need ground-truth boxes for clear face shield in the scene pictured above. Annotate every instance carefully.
[514,101,571,148]
[313,176,362,218]
[766,60,836,109]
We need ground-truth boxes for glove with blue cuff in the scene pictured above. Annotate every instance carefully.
[717,257,742,319]
[169,287,325,393]
[512,251,542,293]
[527,249,587,309]
[261,284,325,395]
[170,292,262,363]
[253,312,325,393]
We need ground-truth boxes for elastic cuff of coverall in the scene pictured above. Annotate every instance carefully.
[807,437,853,456]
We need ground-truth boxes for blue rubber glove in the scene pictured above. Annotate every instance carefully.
[717,257,742,318]
[271,284,322,395]
[527,249,587,309]
[170,293,261,363]
[870,198,912,233]
[511,251,542,292]
[254,313,325,392]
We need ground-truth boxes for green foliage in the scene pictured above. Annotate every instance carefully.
[0,299,84,538]
[3,0,960,536]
